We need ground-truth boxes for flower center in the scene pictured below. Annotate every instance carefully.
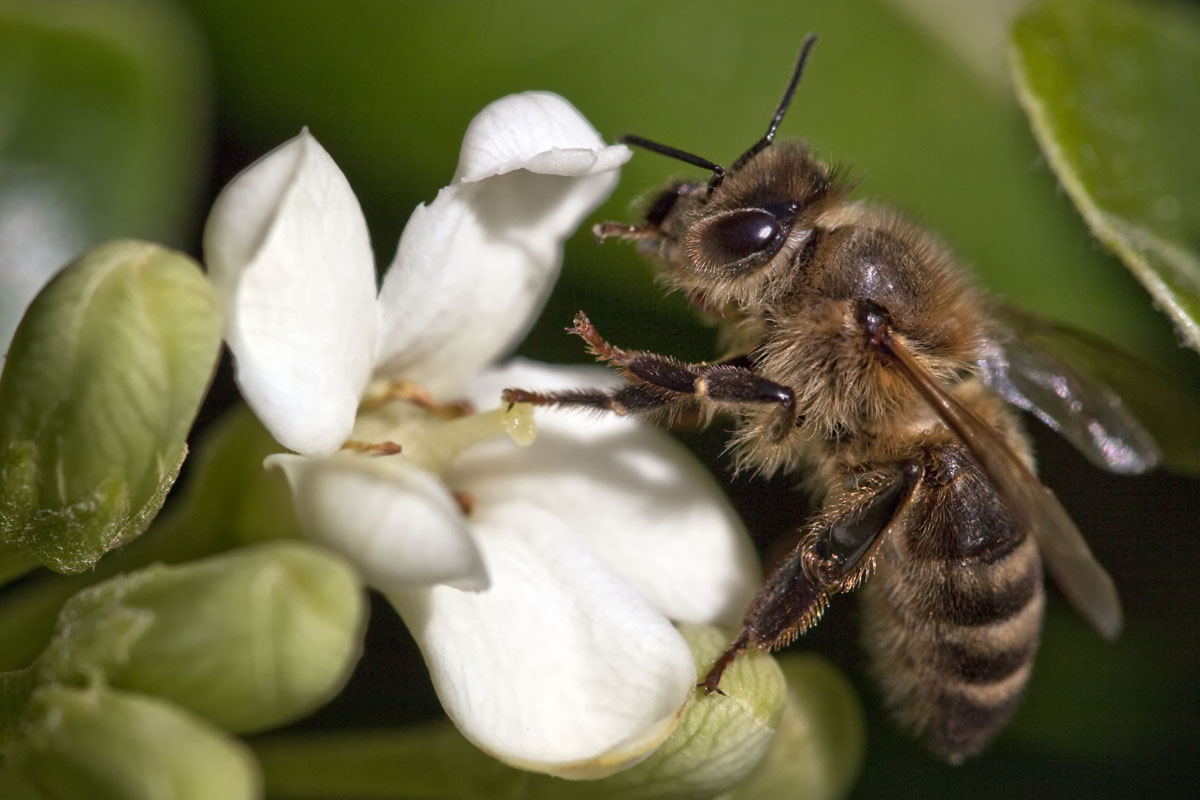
[347,380,536,474]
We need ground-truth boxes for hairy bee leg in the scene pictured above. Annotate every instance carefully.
[592,221,659,243]
[703,462,921,692]
[570,311,796,422]
[700,629,752,695]
[501,383,674,416]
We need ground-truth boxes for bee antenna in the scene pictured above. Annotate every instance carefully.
[618,134,727,196]
[618,34,817,200]
[729,34,818,175]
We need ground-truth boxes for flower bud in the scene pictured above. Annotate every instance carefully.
[578,623,787,797]
[724,653,865,800]
[0,240,221,574]
[39,542,366,733]
[10,684,259,800]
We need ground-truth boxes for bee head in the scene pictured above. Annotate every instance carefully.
[594,36,842,314]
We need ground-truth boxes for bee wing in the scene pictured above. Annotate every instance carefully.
[885,337,1122,640]
[978,314,1159,475]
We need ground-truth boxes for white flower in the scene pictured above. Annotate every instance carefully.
[201,93,759,778]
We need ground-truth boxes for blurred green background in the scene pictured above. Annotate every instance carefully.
[1,0,1198,797]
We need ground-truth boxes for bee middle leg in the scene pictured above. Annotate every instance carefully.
[503,312,796,435]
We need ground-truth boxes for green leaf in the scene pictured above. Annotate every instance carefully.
[37,542,366,734]
[0,240,222,576]
[1012,0,1200,350]
[0,0,210,352]
[8,684,259,800]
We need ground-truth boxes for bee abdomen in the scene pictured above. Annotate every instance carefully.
[861,473,1045,763]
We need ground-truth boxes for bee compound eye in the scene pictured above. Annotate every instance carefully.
[702,209,784,268]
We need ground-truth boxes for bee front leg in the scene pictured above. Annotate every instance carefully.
[503,312,797,433]
[501,382,678,416]
[703,461,922,692]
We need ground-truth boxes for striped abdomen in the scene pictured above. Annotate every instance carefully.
[860,445,1045,763]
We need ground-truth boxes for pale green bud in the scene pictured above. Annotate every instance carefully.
[39,541,366,733]
[10,684,258,800]
[720,653,865,800]
[0,240,221,575]
[581,623,787,799]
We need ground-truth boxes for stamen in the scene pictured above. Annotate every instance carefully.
[453,491,476,516]
[341,439,403,456]
[362,379,474,418]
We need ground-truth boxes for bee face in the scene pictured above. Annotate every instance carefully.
[631,145,843,315]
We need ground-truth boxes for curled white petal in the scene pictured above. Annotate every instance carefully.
[386,501,694,777]
[374,95,630,398]
[267,453,488,591]
[452,360,761,627]
[453,92,631,183]
[203,131,377,455]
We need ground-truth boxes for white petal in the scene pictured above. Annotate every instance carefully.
[452,92,631,184]
[203,131,377,454]
[267,453,488,591]
[386,501,694,777]
[374,95,630,398]
[451,360,761,627]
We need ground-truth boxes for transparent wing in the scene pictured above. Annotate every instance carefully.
[978,317,1159,475]
[886,336,1122,639]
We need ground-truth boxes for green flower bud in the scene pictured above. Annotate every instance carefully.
[38,541,366,733]
[722,654,865,800]
[0,240,221,575]
[581,623,787,799]
[10,684,258,800]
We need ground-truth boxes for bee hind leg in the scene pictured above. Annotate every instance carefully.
[700,629,753,695]
[704,462,921,693]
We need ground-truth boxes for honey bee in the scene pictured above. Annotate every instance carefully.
[502,35,1159,763]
